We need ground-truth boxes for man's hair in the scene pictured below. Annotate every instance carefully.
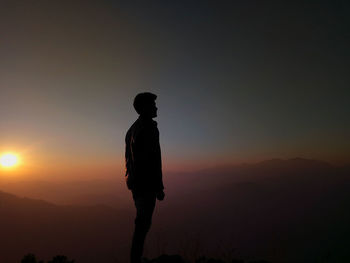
[133,92,157,115]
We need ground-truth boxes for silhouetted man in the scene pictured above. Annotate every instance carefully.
[125,92,165,263]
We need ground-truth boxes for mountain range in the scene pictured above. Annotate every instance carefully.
[1,158,349,262]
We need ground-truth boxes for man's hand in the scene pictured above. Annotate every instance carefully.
[156,190,165,201]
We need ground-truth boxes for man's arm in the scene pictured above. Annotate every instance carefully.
[156,190,165,201]
[154,125,165,200]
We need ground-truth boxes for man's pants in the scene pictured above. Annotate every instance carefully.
[130,190,156,263]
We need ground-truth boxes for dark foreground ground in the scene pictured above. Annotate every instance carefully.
[21,253,271,263]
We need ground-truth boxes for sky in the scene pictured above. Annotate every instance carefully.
[0,1,349,180]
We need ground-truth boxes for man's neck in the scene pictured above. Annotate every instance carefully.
[139,115,153,121]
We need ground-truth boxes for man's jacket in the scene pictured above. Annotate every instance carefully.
[125,117,164,192]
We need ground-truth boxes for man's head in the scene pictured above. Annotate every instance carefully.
[133,92,158,118]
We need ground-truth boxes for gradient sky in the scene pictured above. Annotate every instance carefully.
[1,1,349,179]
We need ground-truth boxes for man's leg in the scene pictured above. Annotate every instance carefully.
[130,191,156,263]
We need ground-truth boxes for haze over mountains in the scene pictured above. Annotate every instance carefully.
[1,158,349,262]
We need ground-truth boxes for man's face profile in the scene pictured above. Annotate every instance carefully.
[140,99,157,119]
[148,101,157,118]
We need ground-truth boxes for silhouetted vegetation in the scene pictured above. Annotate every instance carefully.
[144,255,271,263]
[21,254,74,263]
[21,254,44,263]
[47,255,75,263]
[21,253,270,263]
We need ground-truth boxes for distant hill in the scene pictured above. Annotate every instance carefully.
[0,190,133,263]
[0,179,132,208]
[1,158,350,262]
[165,158,345,193]
[0,158,345,206]
[156,158,350,262]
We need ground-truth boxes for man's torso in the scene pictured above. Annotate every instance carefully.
[125,117,163,192]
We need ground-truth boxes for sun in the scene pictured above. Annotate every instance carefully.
[0,153,19,168]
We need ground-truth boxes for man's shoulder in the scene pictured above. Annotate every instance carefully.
[126,118,158,139]
[126,119,139,139]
